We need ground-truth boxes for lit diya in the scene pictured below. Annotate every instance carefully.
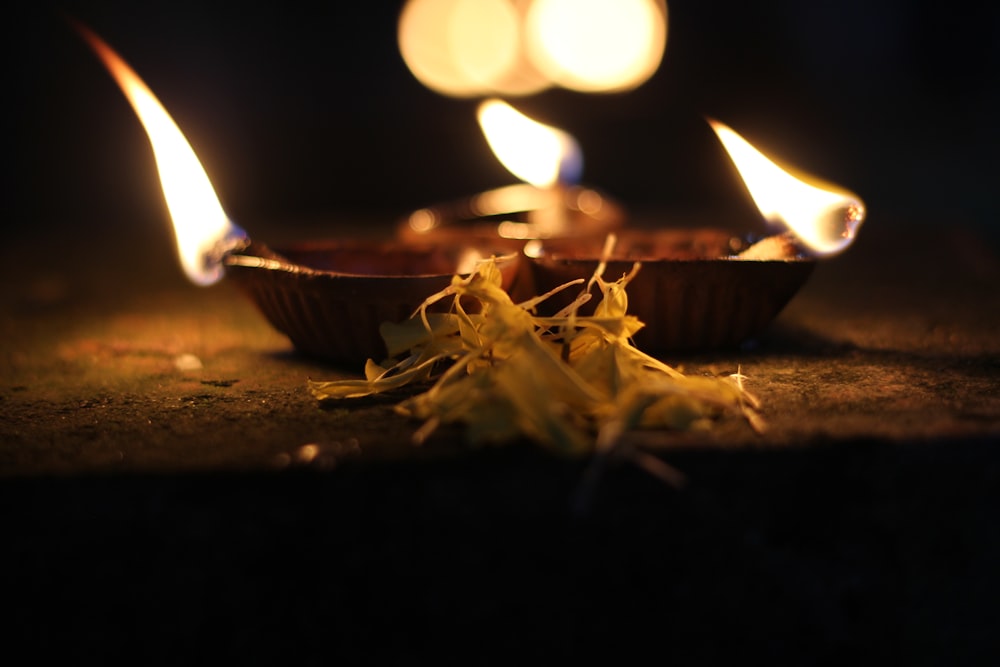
[398,99,626,251]
[74,22,523,367]
[221,240,521,366]
[403,101,865,356]
[77,24,864,369]
[518,117,867,355]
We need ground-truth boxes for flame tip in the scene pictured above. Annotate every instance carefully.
[81,24,238,286]
[712,119,865,258]
[477,99,582,188]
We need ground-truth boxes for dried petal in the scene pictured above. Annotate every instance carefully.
[308,246,766,459]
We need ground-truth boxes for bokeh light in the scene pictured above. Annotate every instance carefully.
[525,0,667,93]
[398,0,667,97]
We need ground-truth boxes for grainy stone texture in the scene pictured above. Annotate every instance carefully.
[3,217,996,472]
[2,215,998,663]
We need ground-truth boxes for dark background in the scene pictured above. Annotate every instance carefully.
[4,3,999,662]
[8,0,998,242]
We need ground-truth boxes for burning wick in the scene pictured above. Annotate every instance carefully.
[476,98,582,239]
[477,98,582,187]
[73,21,247,286]
[709,118,865,258]
[403,98,614,245]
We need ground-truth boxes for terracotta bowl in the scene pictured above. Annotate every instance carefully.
[521,228,816,355]
[223,239,521,368]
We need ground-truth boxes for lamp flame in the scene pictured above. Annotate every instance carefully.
[75,23,245,285]
[709,119,865,257]
[477,98,582,187]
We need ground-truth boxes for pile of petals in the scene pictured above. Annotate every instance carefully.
[309,236,765,463]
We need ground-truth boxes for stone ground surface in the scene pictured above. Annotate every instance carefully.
[2,214,998,663]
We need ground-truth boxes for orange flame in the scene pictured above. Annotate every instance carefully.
[710,119,865,257]
[477,98,582,187]
[75,22,245,285]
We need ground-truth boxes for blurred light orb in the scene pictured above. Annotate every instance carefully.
[448,0,520,89]
[525,0,667,92]
[398,0,667,97]
[398,0,522,97]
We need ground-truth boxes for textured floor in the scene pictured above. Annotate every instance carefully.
[2,213,998,662]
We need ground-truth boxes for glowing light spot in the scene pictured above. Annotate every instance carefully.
[525,0,667,92]
[398,0,664,96]
[398,0,546,97]
[408,208,437,233]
